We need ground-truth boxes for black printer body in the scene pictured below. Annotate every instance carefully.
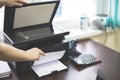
[3,0,69,75]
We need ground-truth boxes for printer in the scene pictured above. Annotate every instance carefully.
[3,0,69,75]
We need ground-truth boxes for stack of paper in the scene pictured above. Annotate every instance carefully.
[31,50,68,77]
[0,61,11,78]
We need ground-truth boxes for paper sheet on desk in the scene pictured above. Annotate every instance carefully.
[80,69,97,80]
[33,50,65,66]
[0,61,11,78]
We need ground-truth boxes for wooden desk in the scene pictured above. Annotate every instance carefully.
[2,39,120,80]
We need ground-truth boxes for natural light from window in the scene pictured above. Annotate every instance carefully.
[53,0,104,40]
[55,0,97,20]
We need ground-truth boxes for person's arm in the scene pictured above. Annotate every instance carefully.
[0,0,27,8]
[0,43,44,62]
[0,0,4,8]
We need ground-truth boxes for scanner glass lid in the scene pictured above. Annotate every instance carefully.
[13,1,57,29]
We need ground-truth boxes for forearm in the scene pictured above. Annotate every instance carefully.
[0,0,5,8]
[0,43,31,62]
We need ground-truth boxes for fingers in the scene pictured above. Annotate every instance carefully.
[26,47,45,61]
[16,0,27,4]
[16,0,27,5]
[33,48,45,56]
[5,0,27,7]
[12,2,23,6]
[32,48,45,61]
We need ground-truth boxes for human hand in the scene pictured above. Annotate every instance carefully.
[26,47,45,61]
[4,0,27,7]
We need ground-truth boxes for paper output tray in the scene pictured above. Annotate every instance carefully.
[31,60,68,77]
[31,50,68,78]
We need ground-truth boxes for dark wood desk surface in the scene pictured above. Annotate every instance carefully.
[2,39,120,80]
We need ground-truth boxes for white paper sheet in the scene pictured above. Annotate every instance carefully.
[33,50,65,66]
[0,61,11,78]
[78,69,97,80]
[32,50,67,77]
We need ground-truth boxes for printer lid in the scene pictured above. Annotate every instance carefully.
[3,0,70,46]
[4,0,60,33]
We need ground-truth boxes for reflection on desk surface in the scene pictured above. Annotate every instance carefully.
[2,39,120,80]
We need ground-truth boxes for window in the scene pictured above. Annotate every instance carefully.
[55,0,97,20]
[53,0,106,40]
